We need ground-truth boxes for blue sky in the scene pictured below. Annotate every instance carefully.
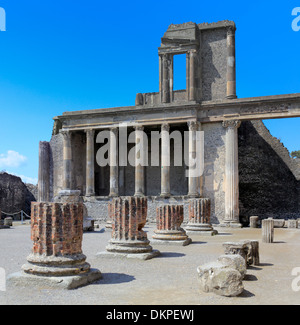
[0,0,299,184]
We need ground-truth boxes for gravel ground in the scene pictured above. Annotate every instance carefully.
[0,223,300,305]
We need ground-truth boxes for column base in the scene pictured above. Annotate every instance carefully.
[55,190,82,203]
[186,223,218,236]
[151,238,192,246]
[7,269,102,290]
[96,250,160,261]
[219,221,242,228]
[134,192,145,197]
[187,193,200,198]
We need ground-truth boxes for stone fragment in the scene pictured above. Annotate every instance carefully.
[217,254,247,279]
[223,241,249,265]
[4,217,13,227]
[262,219,274,243]
[273,219,285,228]
[197,261,244,297]
[249,216,259,228]
[152,204,191,245]
[288,219,298,229]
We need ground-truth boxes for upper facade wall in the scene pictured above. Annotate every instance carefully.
[136,20,235,107]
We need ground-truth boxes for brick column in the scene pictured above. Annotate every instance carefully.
[152,204,191,246]
[186,198,218,235]
[85,129,95,197]
[102,197,160,260]
[12,202,102,289]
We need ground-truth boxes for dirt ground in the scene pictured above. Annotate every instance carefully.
[0,223,299,305]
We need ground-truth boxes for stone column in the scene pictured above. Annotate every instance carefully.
[262,219,274,243]
[38,141,50,202]
[188,50,197,101]
[152,204,191,246]
[61,130,72,191]
[100,197,160,260]
[186,198,218,235]
[187,121,200,197]
[109,127,119,197]
[222,120,241,227]
[226,25,237,99]
[161,54,171,103]
[85,129,95,197]
[250,216,259,228]
[161,123,171,197]
[134,125,145,196]
[8,202,102,289]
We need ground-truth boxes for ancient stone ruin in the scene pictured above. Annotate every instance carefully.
[6,20,300,295]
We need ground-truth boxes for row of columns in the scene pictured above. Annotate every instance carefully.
[59,119,241,225]
[60,121,203,200]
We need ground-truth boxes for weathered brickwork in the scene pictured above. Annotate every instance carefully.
[31,202,83,256]
[152,204,191,245]
[188,198,211,224]
[110,196,148,242]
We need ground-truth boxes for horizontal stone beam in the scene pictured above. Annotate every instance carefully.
[54,93,300,132]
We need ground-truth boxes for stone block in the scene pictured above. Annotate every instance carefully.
[249,216,259,228]
[217,254,247,279]
[288,219,298,228]
[4,217,13,227]
[197,261,244,297]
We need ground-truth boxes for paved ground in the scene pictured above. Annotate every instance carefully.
[0,223,300,305]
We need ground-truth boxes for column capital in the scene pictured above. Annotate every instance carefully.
[187,120,199,131]
[161,123,170,132]
[222,120,241,129]
[134,125,144,132]
[85,129,95,137]
[60,130,72,141]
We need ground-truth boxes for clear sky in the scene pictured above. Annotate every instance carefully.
[0,0,299,184]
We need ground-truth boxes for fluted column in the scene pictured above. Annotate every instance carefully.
[226,25,237,99]
[109,127,119,197]
[38,141,50,202]
[61,130,72,191]
[85,129,95,197]
[187,121,200,197]
[161,123,171,197]
[222,120,241,226]
[134,125,145,196]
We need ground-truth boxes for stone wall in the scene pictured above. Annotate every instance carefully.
[200,27,227,101]
[238,120,299,220]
